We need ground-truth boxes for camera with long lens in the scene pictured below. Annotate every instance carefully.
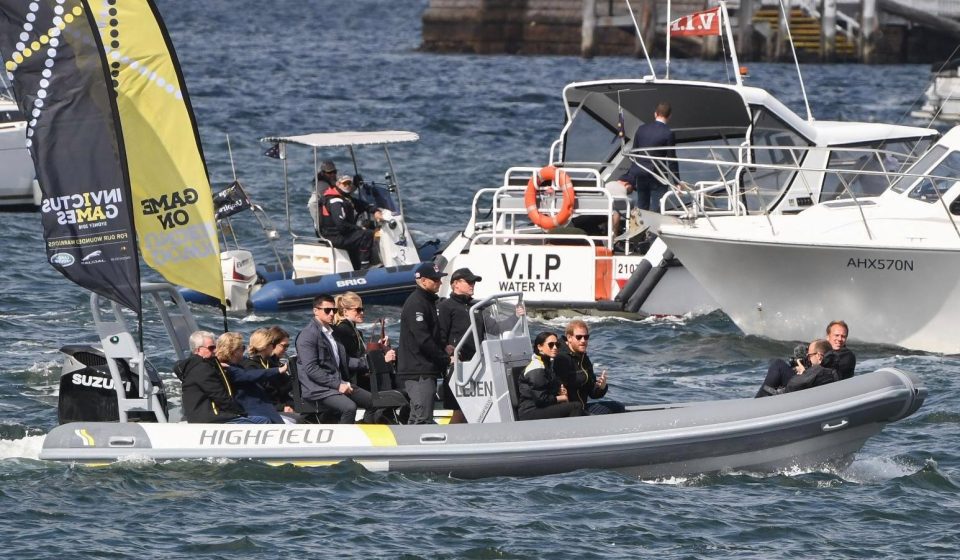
[787,343,810,369]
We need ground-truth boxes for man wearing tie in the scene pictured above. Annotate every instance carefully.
[620,101,678,213]
[296,293,374,423]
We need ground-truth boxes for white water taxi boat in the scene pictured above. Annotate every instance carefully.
[911,58,960,123]
[436,4,937,317]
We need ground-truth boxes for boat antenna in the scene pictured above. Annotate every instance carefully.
[720,1,743,87]
[226,133,238,181]
[665,0,672,79]
[777,0,814,122]
[624,0,656,78]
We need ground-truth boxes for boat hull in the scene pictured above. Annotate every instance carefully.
[39,369,925,478]
[660,231,960,353]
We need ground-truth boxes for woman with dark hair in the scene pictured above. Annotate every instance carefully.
[517,331,584,420]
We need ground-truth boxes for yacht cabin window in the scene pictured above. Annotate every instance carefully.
[744,107,811,211]
[820,138,935,202]
[907,149,960,203]
[563,106,620,166]
[890,145,946,194]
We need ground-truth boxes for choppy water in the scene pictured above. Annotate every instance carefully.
[0,0,958,557]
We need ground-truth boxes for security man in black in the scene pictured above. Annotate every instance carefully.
[398,262,450,424]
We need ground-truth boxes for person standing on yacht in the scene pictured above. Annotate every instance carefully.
[620,101,678,213]
[398,263,451,424]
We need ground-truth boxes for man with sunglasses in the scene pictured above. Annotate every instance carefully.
[553,320,625,415]
[174,330,270,424]
[756,338,839,397]
[398,262,451,424]
[296,294,374,423]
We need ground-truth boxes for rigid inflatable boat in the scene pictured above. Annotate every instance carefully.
[41,285,926,478]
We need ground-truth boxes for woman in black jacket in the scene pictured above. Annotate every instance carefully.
[517,331,584,420]
[332,292,396,390]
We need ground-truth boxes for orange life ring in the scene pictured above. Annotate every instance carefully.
[525,166,575,230]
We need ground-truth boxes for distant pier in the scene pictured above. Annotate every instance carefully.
[421,0,960,63]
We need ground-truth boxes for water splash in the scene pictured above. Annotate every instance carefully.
[0,435,45,460]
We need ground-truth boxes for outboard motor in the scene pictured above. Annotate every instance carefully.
[58,344,168,424]
[378,209,421,267]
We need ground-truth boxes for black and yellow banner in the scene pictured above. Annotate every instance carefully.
[0,1,141,313]
[90,0,224,304]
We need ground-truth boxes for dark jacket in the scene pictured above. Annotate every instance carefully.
[174,354,245,423]
[517,355,564,417]
[241,355,294,412]
[823,347,856,380]
[398,286,448,378]
[783,364,839,393]
[225,363,284,424]
[319,186,373,239]
[553,345,607,408]
[332,319,370,381]
[296,318,351,401]
[437,292,476,360]
[621,120,678,188]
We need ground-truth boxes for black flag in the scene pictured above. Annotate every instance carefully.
[263,142,282,159]
[213,181,252,220]
[0,1,141,313]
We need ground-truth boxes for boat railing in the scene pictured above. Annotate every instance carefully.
[90,283,198,423]
[637,145,960,241]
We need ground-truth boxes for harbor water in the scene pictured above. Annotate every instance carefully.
[0,0,957,557]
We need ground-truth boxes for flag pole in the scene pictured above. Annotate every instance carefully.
[720,2,743,87]
[665,0,672,79]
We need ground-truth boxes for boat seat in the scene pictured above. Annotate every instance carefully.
[507,365,524,419]
[366,350,409,410]
[286,357,339,423]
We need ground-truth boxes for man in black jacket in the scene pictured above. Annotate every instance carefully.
[174,330,270,424]
[823,319,856,380]
[398,262,450,424]
[553,320,625,415]
[318,175,384,270]
[756,338,839,397]
[437,267,483,424]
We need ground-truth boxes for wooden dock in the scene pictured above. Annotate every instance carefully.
[420,0,960,63]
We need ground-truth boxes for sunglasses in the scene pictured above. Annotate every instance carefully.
[545,341,558,349]
[349,307,364,313]
[315,307,336,314]
[573,334,590,341]
[204,345,216,352]
[276,342,289,348]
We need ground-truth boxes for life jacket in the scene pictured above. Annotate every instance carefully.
[319,186,356,237]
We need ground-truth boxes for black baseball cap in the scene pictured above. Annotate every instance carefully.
[451,268,482,283]
[414,262,447,281]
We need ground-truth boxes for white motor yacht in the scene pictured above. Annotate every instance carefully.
[655,126,960,353]
[0,95,39,211]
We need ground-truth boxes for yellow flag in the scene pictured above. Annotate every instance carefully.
[91,0,224,304]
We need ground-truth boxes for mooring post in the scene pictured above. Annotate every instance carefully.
[821,0,837,62]
[860,0,878,64]
[582,0,597,58]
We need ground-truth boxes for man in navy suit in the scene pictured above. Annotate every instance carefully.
[296,293,374,423]
[620,101,679,212]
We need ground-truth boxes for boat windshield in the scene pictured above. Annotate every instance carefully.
[820,138,935,202]
[472,294,527,344]
[743,107,811,211]
[906,149,960,203]
[890,145,948,195]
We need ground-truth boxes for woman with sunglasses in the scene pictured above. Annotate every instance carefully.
[333,292,396,391]
[517,332,584,420]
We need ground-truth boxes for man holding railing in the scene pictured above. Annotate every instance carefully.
[620,101,679,213]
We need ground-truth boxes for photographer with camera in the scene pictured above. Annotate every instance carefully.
[755,338,839,397]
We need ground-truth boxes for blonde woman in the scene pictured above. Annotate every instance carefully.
[241,327,295,416]
[332,292,395,391]
[216,331,288,424]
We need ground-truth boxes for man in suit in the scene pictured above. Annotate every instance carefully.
[296,293,374,423]
[620,101,679,213]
